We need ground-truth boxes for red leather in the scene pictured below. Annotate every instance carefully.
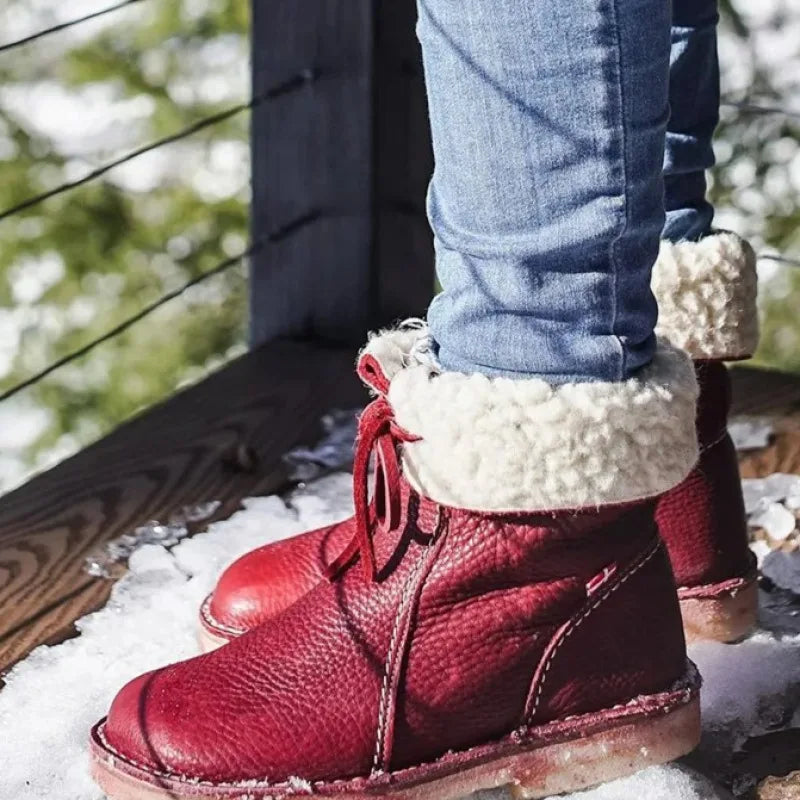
[656,361,753,589]
[208,359,751,644]
[207,518,353,632]
[103,467,686,784]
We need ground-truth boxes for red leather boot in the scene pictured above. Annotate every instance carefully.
[652,232,759,642]
[200,235,758,652]
[92,325,701,800]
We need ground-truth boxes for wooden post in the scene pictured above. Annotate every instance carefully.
[249,1,434,347]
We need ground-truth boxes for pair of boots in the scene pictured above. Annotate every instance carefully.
[91,233,758,800]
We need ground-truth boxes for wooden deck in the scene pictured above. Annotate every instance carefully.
[0,339,363,677]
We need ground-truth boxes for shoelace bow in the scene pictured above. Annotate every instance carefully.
[324,396,419,582]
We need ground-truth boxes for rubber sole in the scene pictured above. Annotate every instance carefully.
[197,625,229,653]
[90,668,700,800]
[678,577,758,643]
[197,594,243,653]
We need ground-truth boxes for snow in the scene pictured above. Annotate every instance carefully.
[84,500,222,578]
[1,469,799,800]
[749,502,797,541]
[0,473,354,800]
[742,474,800,545]
[762,550,800,595]
[729,419,774,452]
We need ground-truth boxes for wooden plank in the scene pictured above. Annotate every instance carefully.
[730,366,800,479]
[731,365,800,420]
[248,0,374,345]
[248,1,435,345]
[0,340,363,675]
[372,2,435,325]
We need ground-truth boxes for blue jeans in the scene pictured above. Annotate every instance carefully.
[664,0,718,242]
[419,0,718,381]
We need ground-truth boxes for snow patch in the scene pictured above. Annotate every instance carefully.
[750,502,797,541]
[0,471,798,800]
[728,419,773,452]
[0,473,353,800]
[742,474,800,544]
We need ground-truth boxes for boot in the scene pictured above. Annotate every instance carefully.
[92,324,701,800]
[199,233,758,650]
[652,231,759,642]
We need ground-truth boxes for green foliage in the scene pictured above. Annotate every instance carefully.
[1,0,799,491]
[0,0,250,480]
[713,4,800,373]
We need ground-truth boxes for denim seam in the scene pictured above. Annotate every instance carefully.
[607,0,628,382]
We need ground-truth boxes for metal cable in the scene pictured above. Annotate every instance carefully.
[760,253,800,269]
[722,100,800,122]
[0,207,322,403]
[0,0,146,55]
[0,68,317,224]
[0,245,256,404]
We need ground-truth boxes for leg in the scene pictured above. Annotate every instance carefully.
[653,0,759,641]
[419,0,670,381]
[95,1,704,796]
[662,0,719,242]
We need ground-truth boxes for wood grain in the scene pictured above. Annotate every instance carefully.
[731,366,800,479]
[0,340,363,676]
[248,0,436,346]
[248,0,374,345]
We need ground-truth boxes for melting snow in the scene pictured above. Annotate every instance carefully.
[0,470,799,800]
[742,474,800,542]
[749,502,797,541]
[762,550,800,595]
[728,419,773,452]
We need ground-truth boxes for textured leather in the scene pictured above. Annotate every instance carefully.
[104,472,687,784]
[208,359,748,642]
[656,361,753,589]
[207,518,353,632]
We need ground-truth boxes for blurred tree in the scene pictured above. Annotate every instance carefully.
[0,0,250,485]
[0,0,798,492]
[713,0,800,372]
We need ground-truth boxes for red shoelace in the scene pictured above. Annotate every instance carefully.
[324,396,419,582]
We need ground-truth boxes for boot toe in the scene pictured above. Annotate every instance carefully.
[207,520,355,634]
[102,669,172,774]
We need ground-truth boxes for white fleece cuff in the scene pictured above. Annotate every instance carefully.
[364,325,699,513]
[652,232,759,360]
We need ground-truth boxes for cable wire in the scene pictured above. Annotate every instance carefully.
[0,243,258,404]
[0,207,322,404]
[0,68,317,224]
[722,100,800,122]
[760,253,800,268]
[0,0,146,55]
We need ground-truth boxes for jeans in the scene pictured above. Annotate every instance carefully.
[418,0,719,381]
[664,0,719,242]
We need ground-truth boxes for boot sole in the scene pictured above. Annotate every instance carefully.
[678,576,758,643]
[197,594,243,653]
[90,665,700,800]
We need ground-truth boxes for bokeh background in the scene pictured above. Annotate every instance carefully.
[0,0,798,494]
